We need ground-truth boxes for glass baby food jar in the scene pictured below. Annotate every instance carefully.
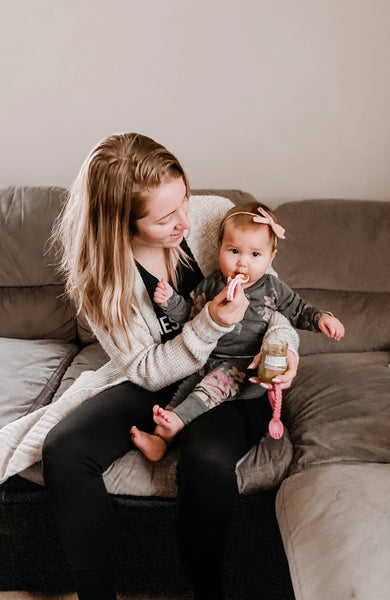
[258,340,288,383]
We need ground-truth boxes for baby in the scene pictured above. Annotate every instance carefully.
[131,202,344,461]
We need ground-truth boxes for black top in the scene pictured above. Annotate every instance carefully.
[136,239,204,343]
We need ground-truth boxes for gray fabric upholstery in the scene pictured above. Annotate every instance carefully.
[276,464,390,600]
[0,338,79,427]
[0,186,77,342]
[273,199,390,294]
[284,351,390,474]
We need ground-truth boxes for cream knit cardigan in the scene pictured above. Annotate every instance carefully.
[0,195,299,484]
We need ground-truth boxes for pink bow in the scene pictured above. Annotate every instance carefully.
[253,207,286,239]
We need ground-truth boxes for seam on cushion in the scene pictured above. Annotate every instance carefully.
[288,457,389,477]
[276,482,305,600]
[0,284,65,290]
[292,287,390,294]
[27,344,80,414]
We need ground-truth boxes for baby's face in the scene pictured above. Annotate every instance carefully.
[219,222,275,288]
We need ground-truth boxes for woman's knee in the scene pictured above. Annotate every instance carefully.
[42,420,88,484]
[179,416,238,481]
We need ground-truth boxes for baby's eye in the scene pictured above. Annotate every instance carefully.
[230,248,239,254]
[252,251,260,257]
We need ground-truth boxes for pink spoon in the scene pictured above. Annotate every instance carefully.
[267,382,284,439]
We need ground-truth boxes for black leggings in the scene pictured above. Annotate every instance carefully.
[42,381,271,600]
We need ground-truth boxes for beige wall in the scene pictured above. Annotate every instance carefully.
[1,0,390,207]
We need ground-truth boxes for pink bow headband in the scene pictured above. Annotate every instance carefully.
[223,207,286,239]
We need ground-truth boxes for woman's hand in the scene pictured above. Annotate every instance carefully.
[248,349,298,391]
[208,285,249,328]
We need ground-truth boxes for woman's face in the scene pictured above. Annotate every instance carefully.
[133,178,190,249]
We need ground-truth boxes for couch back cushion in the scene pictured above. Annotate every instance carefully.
[273,199,390,354]
[0,186,77,341]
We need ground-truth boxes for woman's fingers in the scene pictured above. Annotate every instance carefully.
[248,349,298,390]
[208,285,249,327]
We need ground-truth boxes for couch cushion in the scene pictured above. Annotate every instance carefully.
[52,343,109,401]
[0,338,79,428]
[276,463,390,600]
[22,428,293,497]
[0,186,78,341]
[273,200,390,355]
[283,351,390,474]
[274,199,390,294]
[0,186,66,287]
[0,285,76,341]
[287,288,390,355]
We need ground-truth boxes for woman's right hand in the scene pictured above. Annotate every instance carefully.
[248,349,298,391]
[208,284,249,328]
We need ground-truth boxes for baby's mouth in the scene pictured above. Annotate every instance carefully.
[234,272,250,282]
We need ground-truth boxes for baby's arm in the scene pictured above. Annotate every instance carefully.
[154,278,174,306]
[317,313,345,341]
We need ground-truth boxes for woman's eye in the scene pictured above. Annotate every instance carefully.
[158,216,171,225]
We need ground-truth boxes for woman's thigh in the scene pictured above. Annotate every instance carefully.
[177,395,271,518]
[179,394,271,468]
[43,380,173,473]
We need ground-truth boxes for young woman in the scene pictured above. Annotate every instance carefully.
[42,132,299,600]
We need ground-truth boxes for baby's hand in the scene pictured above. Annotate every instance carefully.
[318,314,345,341]
[154,278,174,305]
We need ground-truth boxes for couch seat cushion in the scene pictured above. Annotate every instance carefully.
[0,338,79,427]
[276,463,390,600]
[284,351,390,474]
[22,425,294,498]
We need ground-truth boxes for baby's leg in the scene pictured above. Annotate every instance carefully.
[166,372,203,410]
[153,405,185,441]
[130,426,167,463]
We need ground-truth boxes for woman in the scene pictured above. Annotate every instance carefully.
[42,132,298,600]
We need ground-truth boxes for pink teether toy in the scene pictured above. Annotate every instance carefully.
[226,273,249,301]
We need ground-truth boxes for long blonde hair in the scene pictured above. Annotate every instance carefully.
[53,132,190,351]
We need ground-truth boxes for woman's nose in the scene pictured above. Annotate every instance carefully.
[177,209,190,229]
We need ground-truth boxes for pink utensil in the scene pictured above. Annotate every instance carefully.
[267,382,284,439]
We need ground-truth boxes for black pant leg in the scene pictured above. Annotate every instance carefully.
[176,395,271,600]
[42,380,169,598]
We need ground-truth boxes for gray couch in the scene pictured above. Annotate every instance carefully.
[0,186,389,599]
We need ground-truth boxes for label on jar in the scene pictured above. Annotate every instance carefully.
[264,354,288,369]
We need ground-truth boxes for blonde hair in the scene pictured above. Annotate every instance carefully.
[218,202,279,251]
[53,132,190,351]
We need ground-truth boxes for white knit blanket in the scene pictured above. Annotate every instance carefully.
[0,361,127,484]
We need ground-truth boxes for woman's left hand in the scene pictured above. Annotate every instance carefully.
[248,349,298,391]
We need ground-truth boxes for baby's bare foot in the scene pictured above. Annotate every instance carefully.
[153,405,184,441]
[130,425,167,462]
